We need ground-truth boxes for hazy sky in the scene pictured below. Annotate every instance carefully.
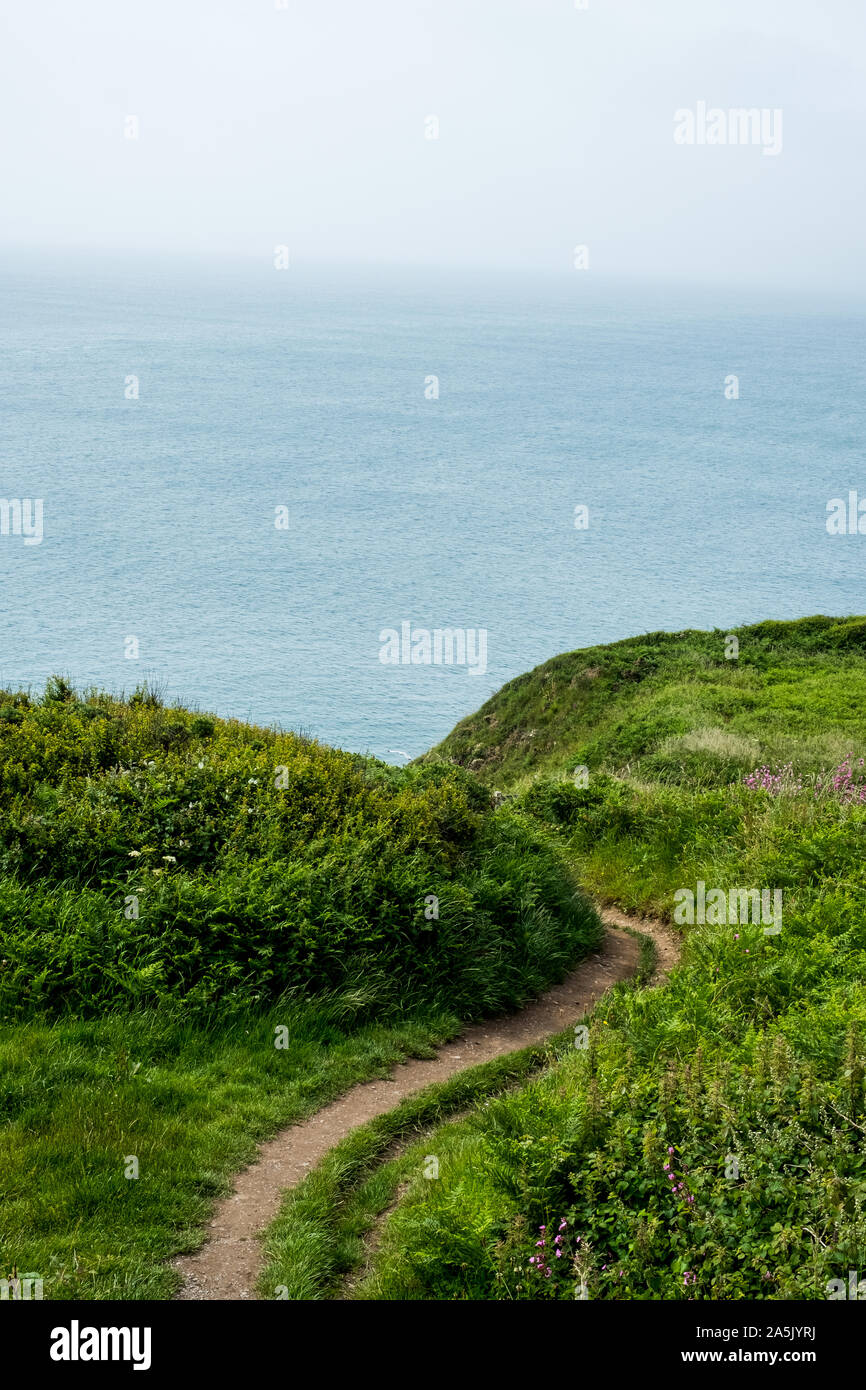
[1,0,864,284]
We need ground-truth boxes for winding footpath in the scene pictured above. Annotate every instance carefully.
[173,906,680,1301]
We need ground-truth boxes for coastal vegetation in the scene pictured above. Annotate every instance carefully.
[0,681,597,1298]
[347,617,866,1298]
[5,614,866,1301]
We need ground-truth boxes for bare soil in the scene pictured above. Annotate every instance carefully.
[173,907,679,1301]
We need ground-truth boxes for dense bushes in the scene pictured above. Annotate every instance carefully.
[0,685,600,1019]
[364,1017,866,1300]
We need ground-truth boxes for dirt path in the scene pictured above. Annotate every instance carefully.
[173,907,679,1301]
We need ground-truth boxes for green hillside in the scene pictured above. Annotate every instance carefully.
[420,615,866,793]
[7,618,866,1303]
[0,680,599,1299]
[0,681,598,1021]
[352,617,866,1300]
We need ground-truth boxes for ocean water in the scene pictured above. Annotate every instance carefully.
[2,253,865,762]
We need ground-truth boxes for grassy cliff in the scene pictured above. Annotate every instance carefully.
[8,617,866,1302]
[419,615,866,792]
[0,681,599,1021]
[354,617,866,1300]
[0,681,599,1299]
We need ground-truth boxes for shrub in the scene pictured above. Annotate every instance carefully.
[0,689,600,1019]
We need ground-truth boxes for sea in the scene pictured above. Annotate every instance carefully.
[2,251,865,763]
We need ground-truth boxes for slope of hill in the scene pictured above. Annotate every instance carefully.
[0,680,599,1299]
[0,681,599,1021]
[420,615,866,792]
[354,617,866,1300]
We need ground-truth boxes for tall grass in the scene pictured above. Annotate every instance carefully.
[356,618,866,1299]
[0,685,599,1020]
[0,682,600,1299]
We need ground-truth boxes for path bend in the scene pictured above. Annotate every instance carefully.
[173,907,680,1301]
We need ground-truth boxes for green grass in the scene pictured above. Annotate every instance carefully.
[9,616,866,1302]
[0,999,473,1299]
[257,1039,563,1301]
[258,923,661,1302]
[0,683,598,1021]
[0,680,600,1299]
[354,617,866,1299]
[421,615,866,790]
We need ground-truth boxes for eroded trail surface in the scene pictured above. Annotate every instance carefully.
[174,907,680,1300]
